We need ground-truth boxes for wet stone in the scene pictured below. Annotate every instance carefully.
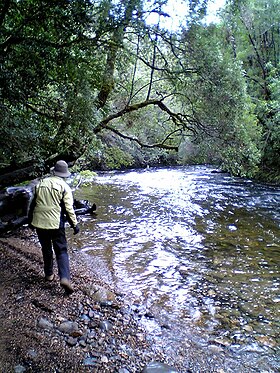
[89,285,116,303]
[100,355,109,363]
[86,331,96,340]
[70,329,84,338]
[37,317,54,330]
[66,336,78,346]
[83,357,98,366]
[14,365,26,373]
[142,361,179,373]
[99,320,113,331]
[100,300,113,307]
[160,323,171,330]
[58,321,79,335]
[27,349,37,358]
[144,312,155,319]
[80,314,90,322]
[79,339,87,348]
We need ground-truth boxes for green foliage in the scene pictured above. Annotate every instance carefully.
[104,146,134,169]
[71,170,97,188]
[220,112,262,177]
[1,0,279,184]
[79,170,97,178]
[221,0,280,178]
[174,22,262,177]
[0,0,107,171]
[262,66,280,169]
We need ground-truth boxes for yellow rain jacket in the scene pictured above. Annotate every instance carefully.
[31,176,77,230]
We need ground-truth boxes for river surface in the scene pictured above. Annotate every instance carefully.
[72,165,280,372]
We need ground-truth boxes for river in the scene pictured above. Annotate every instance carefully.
[72,165,280,372]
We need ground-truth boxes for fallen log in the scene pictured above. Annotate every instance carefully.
[0,186,97,235]
[74,200,97,216]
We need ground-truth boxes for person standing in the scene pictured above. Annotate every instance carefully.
[29,160,79,295]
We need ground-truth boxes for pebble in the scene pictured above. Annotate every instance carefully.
[79,340,87,348]
[100,355,109,363]
[142,361,179,372]
[66,336,78,346]
[14,365,26,373]
[37,317,54,330]
[99,320,113,331]
[34,308,160,372]
[83,357,97,366]
[58,321,79,334]
[27,349,37,358]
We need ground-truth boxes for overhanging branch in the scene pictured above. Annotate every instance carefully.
[93,98,199,151]
[106,125,180,151]
[94,98,196,133]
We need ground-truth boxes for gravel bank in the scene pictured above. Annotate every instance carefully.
[0,227,180,373]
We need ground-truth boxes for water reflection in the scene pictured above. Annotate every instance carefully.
[72,166,280,371]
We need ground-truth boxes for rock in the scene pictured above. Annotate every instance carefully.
[99,320,113,331]
[32,299,53,313]
[177,266,189,277]
[89,284,116,303]
[27,349,37,358]
[255,335,277,348]
[243,324,253,332]
[66,336,78,346]
[160,324,171,330]
[142,361,179,373]
[207,289,216,297]
[144,312,155,319]
[100,355,109,363]
[207,344,225,353]
[14,365,26,373]
[58,321,79,335]
[37,317,54,330]
[83,357,97,366]
[1,227,191,373]
[71,329,84,338]
[79,340,87,348]
[86,331,96,340]
[100,300,113,307]
[73,199,97,215]
[80,314,91,322]
[191,309,202,322]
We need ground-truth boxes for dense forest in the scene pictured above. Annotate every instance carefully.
[0,0,279,187]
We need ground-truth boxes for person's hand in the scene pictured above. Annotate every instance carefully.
[73,225,80,235]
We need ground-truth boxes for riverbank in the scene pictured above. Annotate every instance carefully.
[0,226,180,373]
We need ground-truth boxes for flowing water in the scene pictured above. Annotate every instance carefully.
[72,165,280,372]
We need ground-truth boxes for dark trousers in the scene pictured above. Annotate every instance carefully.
[36,228,70,280]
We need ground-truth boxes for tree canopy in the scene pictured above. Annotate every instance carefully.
[0,0,279,187]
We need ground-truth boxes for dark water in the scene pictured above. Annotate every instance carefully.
[72,165,280,372]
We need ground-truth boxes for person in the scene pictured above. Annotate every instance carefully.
[29,160,79,295]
